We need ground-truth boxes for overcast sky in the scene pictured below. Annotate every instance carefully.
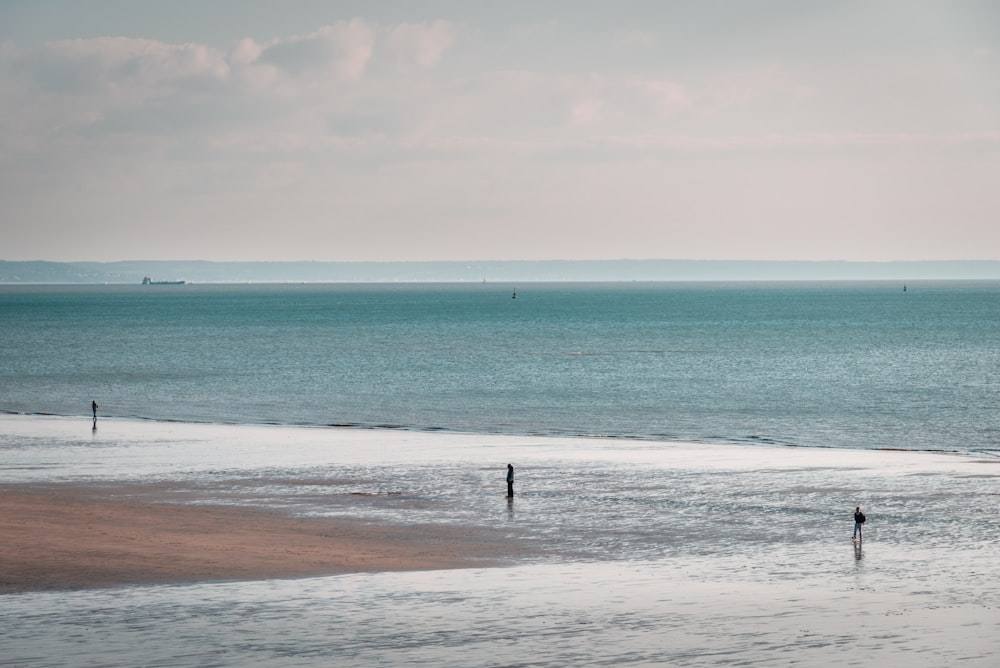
[1,1,998,262]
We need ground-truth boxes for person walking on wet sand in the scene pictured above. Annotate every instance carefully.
[91,400,98,428]
[506,464,514,498]
[853,506,866,540]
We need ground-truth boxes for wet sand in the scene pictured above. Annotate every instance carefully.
[3,416,1000,665]
[0,485,520,594]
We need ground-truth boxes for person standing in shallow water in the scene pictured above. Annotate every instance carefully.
[853,506,866,540]
[91,400,98,428]
[506,464,514,498]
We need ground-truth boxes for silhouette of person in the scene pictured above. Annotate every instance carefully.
[91,400,99,430]
[853,506,866,540]
[506,464,514,498]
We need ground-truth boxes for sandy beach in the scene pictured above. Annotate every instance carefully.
[3,415,1000,666]
[0,484,522,594]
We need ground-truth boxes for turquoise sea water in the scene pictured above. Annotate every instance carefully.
[1,281,998,454]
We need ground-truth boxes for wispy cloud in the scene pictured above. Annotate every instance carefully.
[256,20,375,80]
[385,20,457,68]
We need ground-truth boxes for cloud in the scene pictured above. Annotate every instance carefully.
[629,78,695,119]
[2,23,972,169]
[2,22,988,161]
[257,19,375,81]
[16,37,229,93]
[700,67,818,117]
[385,20,457,68]
[229,38,263,67]
[0,37,236,153]
[0,19,452,150]
[569,98,604,127]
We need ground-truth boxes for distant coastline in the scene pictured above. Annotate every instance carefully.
[1,259,999,284]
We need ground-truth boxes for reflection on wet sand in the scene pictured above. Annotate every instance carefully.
[2,415,1000,666]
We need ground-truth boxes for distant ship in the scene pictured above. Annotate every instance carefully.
[142,276,186,285]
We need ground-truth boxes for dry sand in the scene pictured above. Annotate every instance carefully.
[0,485,521,594]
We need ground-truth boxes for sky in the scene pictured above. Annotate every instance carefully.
[1,1,998,263]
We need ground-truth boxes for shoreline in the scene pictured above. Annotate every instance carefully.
[0,410,987,458]
[0,484,525,594]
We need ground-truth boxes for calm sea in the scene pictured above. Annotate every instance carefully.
[1,281,997,454]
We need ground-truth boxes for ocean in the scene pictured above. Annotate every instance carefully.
[1,281,998,453]
[2,281,999,666]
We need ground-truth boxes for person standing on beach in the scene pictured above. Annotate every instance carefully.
[91,400,99,427]
[853,506,866,540]
[506,464,514,498]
